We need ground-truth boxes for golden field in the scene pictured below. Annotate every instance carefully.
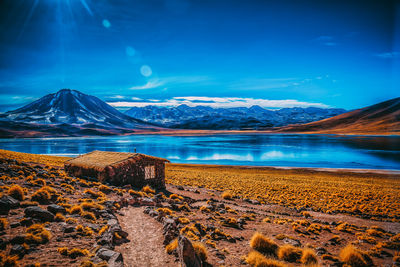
[1,149,400,221]
[166,164,400,221]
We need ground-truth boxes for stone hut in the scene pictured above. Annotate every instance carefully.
[64,150,169,189]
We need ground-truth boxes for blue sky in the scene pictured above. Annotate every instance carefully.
[0,0,399,112]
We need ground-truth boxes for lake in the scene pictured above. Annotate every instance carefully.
[1,134,400,170]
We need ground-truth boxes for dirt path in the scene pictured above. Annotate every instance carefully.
[116,206,177,267]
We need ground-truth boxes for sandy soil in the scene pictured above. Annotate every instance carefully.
[115,206,177,267]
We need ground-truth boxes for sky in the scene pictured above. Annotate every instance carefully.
[0,0,399,112]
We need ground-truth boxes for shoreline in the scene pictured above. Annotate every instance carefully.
[168,162,400,176]
[1,149,399,176]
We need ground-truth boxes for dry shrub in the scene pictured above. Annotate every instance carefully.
[58,247,90,258]
[84,189,104,198]
[221,191,233,200]
[20,201,39,207]
[8,184,25,201]
[246,250,287,267]
[263,217,271,223]
[192,242,208,262]
[68,205,83,215]
[178,217,190,224]
[157,207,173,215]
[221,217,240,228]
[165,238,178,254]
[98,184,112,193]
[66,217,77,224]
[278,245,303,263]
[0,218,8,230]
[25,224,51,244]
[98,225,108,235]
[76,225,94,236]
[142,185,155,194]
[169,193,183,200]
[128,189,144,197]
[82,211,96,221]
[301,211,311,218]
[80,202,103,211]
[391,233,400,242]
[0,253,19,267]
[250,232,279,256]
[205,239,217,248]
[31,186,57,204]
[339,244,373,267]
[366,228,385,237]
[301,248,318,265]
[60,183,74,193]
[54,213,66,222]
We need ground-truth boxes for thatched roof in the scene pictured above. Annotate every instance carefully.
[64,150,169,171]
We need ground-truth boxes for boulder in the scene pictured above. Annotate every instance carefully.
[10,244,26,257]
[178,235,202,267]
[96,248,120,261]
[24,206,54,222]
[108,252,124,267]
[0,195,20,214]
[47,204,66,214]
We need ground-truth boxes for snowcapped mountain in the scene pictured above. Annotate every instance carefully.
[0,89,153,129]
[124,105,346,130]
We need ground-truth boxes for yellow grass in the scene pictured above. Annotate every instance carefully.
[8,184,25,201]
[339,244,373,267]
[0,149,69,167]
[249,232,279,256]
[192,242,208,261]
[277,245,302,263]
[246,250,287,267]
[166,164,400,220]
[165,238,178,254]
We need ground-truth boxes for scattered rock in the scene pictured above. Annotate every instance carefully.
[10,235,25,245]
[0,195,20,214]
[24,206,54,222]
[47,204,66,214]
[96,248,120,261]
[178,235,202,267]
[10,222,21,228]
[10,244,26,257]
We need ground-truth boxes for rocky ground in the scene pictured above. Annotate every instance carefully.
[0,150,400,266]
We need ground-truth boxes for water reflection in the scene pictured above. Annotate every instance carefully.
[0,134,399,170]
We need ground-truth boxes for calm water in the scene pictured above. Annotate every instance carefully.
[1,134,400,170]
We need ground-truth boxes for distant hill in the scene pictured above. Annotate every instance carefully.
[0,89,159,137]
[124,105,346,130]
[277,97,400,134]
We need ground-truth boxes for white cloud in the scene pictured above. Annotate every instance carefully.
[108,96,329,109]
[109,95,125,99]
[375,52,400,59]
[129,75,210,90]
[130,79,164,90]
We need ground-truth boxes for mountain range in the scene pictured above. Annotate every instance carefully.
[124,105,346,130]
[0,89,158,137]
[0,89,398,137]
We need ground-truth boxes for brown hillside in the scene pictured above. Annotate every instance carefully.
[277,97,400,134]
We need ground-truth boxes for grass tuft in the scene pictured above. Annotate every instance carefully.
[250,232,279,256]
[246,250,287,267]
[339,244,373,267]
[278,245,303,263]
[8,184,25,201]
[192,242,208,262]
[165,238,178,254]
